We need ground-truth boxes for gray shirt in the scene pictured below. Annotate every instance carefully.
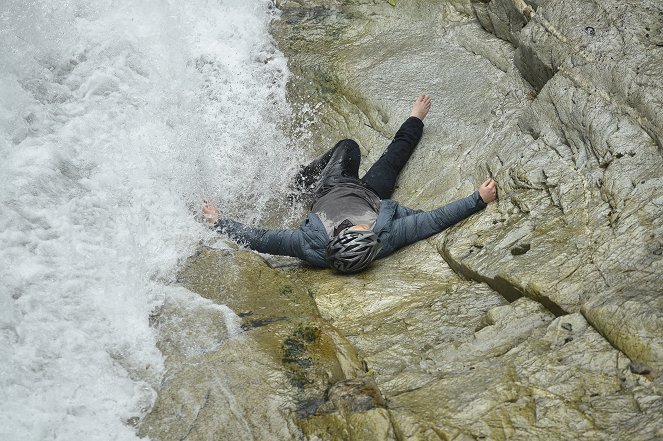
[312,183,380,237]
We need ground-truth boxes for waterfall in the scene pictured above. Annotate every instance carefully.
[0,0,293,439]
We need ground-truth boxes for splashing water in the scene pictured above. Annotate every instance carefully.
[0,0,295,439]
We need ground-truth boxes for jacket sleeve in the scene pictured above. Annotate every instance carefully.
[388,191,487,249]
[214,218,306,259]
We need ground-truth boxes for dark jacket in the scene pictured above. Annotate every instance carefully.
[215,191,486,267]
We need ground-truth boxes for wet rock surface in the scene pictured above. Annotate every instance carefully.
[140,248,395,440]
[143,0,663,439]
[289,245,662,439]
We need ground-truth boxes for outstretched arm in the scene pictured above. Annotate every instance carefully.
[202,202,305,258]
[389,180,497,249]
[214,218,306,258]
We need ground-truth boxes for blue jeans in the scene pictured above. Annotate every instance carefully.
[295,116,424,200]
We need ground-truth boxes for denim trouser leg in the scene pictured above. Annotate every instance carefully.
[360,116,424,199]
[295,139,361,199]
[295,116,423,201]
[314,139,361,198]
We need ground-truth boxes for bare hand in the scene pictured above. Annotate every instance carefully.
[479,179,497,203]
[202,201,219,226]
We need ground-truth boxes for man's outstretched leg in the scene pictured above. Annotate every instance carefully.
[313,139,361,198]
[361,94,431,199]
[293,139,361,201]
[294,140,360,189]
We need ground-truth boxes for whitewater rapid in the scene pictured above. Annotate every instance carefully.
[0,0,295,439]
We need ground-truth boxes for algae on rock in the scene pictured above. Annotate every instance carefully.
[140,248,401,440]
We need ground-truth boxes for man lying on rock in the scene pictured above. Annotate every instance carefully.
[202,94,497,273]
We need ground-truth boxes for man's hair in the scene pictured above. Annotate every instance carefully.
[326,230,382,274]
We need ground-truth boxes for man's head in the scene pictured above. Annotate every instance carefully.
[326,225,382,274]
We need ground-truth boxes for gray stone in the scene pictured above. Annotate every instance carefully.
[444,0,663,373]
[140,248,395,440]
[271,0,663,438]
[142,0,663,439]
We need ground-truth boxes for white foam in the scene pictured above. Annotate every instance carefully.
[0,0,293,439]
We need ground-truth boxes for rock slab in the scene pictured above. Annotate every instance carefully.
[141,0,663,439]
